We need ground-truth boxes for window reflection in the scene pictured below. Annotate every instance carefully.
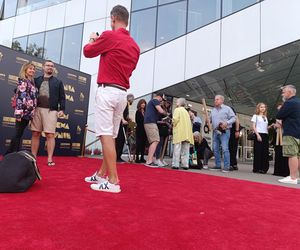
[159,0,178,5]
[157,1,187,46]
[130,8,157,53]
[12,36,28,53]
[27,32,45,58]
[131,0,157,11]
[17,0,69,15]
[222,0,259,17]
[3,0,18,19]
[61,24,83,70]
[44,29,63,64]
[188,0,221,32]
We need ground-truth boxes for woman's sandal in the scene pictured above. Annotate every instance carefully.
[47,162,56,167]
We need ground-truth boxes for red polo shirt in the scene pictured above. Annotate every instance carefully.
[83,28,140,89]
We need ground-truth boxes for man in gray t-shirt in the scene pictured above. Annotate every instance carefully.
[209,95,235,172]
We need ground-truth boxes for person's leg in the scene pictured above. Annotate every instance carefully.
[288,156,299,179]
[6,119,29,154]
[180,142,190,169]
[229,131,235,166]
[253,137,263,173]
[213,132,221,168]
[262,134,269,173]
[203,148,210,165]
[45,133,55,163]
[155,136,163,159]
[140,135,147,162]
[221,130,230,170]
[172,143,181,168]
[147,141,159,164]
[31,131,41,157]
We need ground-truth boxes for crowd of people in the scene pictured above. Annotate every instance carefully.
[4,5,300,194]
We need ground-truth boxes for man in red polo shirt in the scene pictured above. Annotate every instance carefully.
[83,5,140,193]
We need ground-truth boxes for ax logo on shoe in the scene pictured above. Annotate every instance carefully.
[99,182,109,190]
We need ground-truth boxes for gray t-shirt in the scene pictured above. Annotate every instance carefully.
[37,78,50,108]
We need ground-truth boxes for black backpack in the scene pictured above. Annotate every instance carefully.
[0,151,41,193]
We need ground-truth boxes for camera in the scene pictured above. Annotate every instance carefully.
[216,123,226,135]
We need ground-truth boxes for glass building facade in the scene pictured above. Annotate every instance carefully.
[130,0,260,53]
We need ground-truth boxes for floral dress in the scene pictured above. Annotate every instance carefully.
[14,78,38,120]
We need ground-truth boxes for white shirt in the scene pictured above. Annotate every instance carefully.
[251,114,268,134]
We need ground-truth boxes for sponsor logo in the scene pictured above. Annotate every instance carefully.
[31,61,43,71]
[22,139,31,149]
[59,113,69,120]
[79,92,85,102]
[16,57,29,65]
[2,116,16,127]
[8,75,18,85]
[55,132,71,139]
[76,125,82,134]
[74,109,84,116]
[72,143,81,150]
[0,73,5,81]
[67,73,77,81]
[78,76,87,85]
[56,122,70,130]
[66,94,74,102]
[5,139,11,147]
[64,84,75,93]
[60,142,71,149]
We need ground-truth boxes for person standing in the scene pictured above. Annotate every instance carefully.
[115,93,134,163]
[229,108,240,170]
[276,85,300,184]
[171,98,194,170]
[31,60,65,166]
[251,103,269,174]
[135,99,147,163]
[144,93,169,167]
[209,95,236,172]
[83,5,140,193]
[5,63,37,155]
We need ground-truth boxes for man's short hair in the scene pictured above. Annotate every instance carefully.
[154,93,166,100]
[281,84,297,95]
[43,59,54,65]
[111,5,129,26]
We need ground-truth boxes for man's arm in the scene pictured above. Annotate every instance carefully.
[276,102,291,120]
[83,31,113,58]
[58,80,66,112]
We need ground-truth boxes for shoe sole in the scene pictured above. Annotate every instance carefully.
[209,168,221,171]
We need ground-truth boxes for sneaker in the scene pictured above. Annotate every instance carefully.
[278,176,299,184]
[144,162,158,168]
[90,181,121,193]
[155,159,165,167]
[203,165,208,169]
[171,166,179,169]
[161,160,169,166]
[209,166,221,171]
[84,172,107,183]
[222,169,230,173]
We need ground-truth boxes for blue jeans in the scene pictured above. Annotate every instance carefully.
[213,130,230,169]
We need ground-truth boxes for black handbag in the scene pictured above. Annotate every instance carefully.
[247,131,256,140]
[0,151,41,193]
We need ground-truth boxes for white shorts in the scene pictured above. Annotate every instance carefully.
[95,85,127,138]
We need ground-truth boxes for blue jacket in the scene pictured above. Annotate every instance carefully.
[34,75,65,111]
[276,96,300,139]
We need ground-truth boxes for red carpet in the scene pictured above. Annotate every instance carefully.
[0,156,300,250]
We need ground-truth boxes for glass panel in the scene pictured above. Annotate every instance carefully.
[159,0,178,5]
[130,8,157,53]
[3,0,18,18]
[44,28,63,64]
[27,32,45,58]
[61,24,83,70]
[188,0,221,32]
[12,36,28,52]
[157,1,187,46]
[17,0,69,15]
[131,0,157,11]
[222,0,259,17]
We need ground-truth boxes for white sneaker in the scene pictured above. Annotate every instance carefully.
[84,172,106,183]
[161,160,169,166]
[155,159,165,167]
[90,181,121,193]
[203,165,208,169]
[278,176,299,184]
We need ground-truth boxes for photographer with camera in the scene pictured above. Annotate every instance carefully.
[208,95,236,172]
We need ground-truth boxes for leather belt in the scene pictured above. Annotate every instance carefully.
[98,83,127,92]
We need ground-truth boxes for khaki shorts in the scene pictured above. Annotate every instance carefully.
[144,123,160,144]
[31,107,57,134]
[282,135,300,157]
